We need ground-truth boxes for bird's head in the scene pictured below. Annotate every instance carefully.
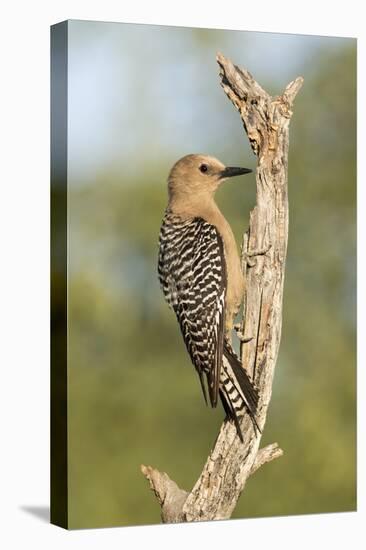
[167,154,252,202]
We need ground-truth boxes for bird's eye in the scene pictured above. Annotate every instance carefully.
[199,164,208,173]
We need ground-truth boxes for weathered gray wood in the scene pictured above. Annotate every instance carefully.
[141,442,283,523]
[141,53,303,522]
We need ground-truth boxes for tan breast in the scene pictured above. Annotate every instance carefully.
[201,204,244,333]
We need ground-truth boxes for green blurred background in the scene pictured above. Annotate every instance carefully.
[62,20,356,528]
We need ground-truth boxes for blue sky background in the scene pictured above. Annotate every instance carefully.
[68,20,349,184]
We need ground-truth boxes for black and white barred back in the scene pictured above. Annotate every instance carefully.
[158,210,259,439]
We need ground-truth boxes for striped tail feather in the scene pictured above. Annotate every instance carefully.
[219,343,260,441]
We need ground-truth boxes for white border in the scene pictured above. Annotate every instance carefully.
[0,1,363,548]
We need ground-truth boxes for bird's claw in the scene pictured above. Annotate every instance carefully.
[234,324,254,343]
[239,334,254,343]
[243,243,272,268]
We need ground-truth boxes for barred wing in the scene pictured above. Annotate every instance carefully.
[158,215,226,407]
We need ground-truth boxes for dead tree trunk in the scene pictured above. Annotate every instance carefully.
[141,53,303,523]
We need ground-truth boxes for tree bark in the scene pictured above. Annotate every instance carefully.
[141,53,303,523]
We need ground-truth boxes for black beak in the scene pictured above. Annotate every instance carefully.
[219,166,252,179]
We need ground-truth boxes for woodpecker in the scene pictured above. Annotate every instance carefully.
[158,154,259,440]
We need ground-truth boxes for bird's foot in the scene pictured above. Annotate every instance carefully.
[244,243,272,267]
[234,324,254,343]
